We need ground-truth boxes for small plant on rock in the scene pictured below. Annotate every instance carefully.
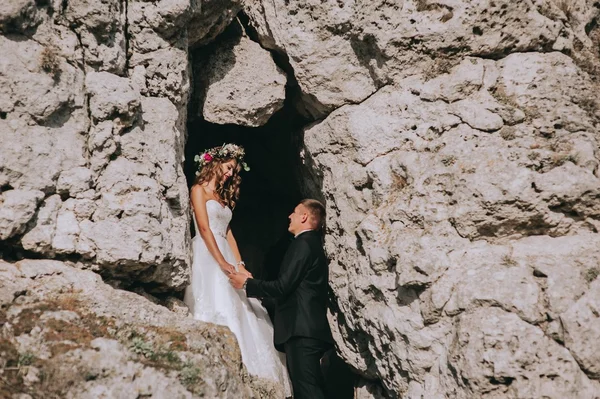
[18,351,36,367]
[39,46,60,79]
[180,361,202,387]
[584,267,599,283]
[163,350,181,365]
[501,255,517,267]
[130,336,155,359]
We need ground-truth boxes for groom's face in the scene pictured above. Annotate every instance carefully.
[288,204,307,235]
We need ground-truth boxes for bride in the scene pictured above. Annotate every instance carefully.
[183,143,290,394]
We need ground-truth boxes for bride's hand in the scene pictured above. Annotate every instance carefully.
[238,264,253,278]
[220,262,236,275]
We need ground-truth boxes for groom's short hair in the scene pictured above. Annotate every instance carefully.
[301,199,326,230]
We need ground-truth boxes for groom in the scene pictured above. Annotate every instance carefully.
[229,199,334,399]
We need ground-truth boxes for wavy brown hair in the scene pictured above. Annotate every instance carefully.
[194,157,242,209]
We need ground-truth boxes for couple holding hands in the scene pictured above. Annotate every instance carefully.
[183,143,333,399]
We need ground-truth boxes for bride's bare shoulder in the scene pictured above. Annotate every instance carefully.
[190,184,208,199]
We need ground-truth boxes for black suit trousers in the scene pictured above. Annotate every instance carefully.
[284,337,332,399]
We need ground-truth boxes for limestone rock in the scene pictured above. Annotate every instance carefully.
[244,0,574,118]
[126,0,192,106]
[86,71,141,125]
[0,259,280,397]
[63,0,120,33]
[0,189,44,240]
[21,195,62,254]
[2,0,600,397]
[420,58,485,103]
[188,0,243,47]
[561,278,600,379]
[354,379,388,399]
[61,0,126,73]
[302,49,600,397]
[198,32,287,127]
[245,1,378,117]
[68,338,194,398]
[164,296,191,317]
[56,167,93,196]
[0,35,85,125]
[0,0,45,33]
[449,307,598,398]
[0,0,245,289]
[130,0,191,39]
[0,31,189,288]
[128,45,190,106]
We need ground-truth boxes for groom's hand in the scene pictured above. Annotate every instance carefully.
[229,272,248,290]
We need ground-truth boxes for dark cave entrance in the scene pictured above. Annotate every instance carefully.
[185,108,359,399]
[184,18,359,399]
[184,109,306,281]
[184,24,310,281]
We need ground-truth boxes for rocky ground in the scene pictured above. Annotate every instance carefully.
[0,259,282,398]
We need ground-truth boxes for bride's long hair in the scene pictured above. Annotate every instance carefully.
[194,157,242,209]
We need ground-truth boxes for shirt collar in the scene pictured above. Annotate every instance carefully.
[294,229,314,238]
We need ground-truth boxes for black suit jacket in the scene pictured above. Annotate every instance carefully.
[246,230,334,352]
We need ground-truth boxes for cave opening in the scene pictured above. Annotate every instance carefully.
[184,111,306,281]
[184,28,310,282]
[184,18,360,399]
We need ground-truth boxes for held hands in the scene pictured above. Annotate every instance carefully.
[237,263,253,278]
[229,260,250,289]
[229,272,248,290]
[219,261,236,276]
[222,260,251,289]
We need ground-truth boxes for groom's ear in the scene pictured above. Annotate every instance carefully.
[300,211,309,223]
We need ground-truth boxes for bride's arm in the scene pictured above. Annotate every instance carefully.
[226,228,252,277]
[226,227,242,264]
[191,185,235,275]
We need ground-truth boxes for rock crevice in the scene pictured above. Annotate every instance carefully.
[2,1,600,398]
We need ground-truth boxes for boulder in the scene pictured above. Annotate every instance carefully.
[198,30,287,127]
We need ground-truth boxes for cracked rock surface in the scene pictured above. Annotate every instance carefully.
[0,0,245,289]
[2,0,600,398]
[194,22,287,127]
[301,54,600,396]
[265,1,600,397]
[0,259,282,398]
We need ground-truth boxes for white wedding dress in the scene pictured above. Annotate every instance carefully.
[184,199,291,395]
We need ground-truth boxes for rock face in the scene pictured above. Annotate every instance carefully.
[196,26,287,127]
[245,0,600,119]
[0,0,244,289]
[0,1,290,395]
[2,0,600,398]
[245,0,380,118]
[282,1,600,397]
[0,259,282,398]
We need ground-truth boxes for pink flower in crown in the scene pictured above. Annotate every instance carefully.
[203,153,213,162]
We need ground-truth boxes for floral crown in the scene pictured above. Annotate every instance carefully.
[194,143,250,176]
